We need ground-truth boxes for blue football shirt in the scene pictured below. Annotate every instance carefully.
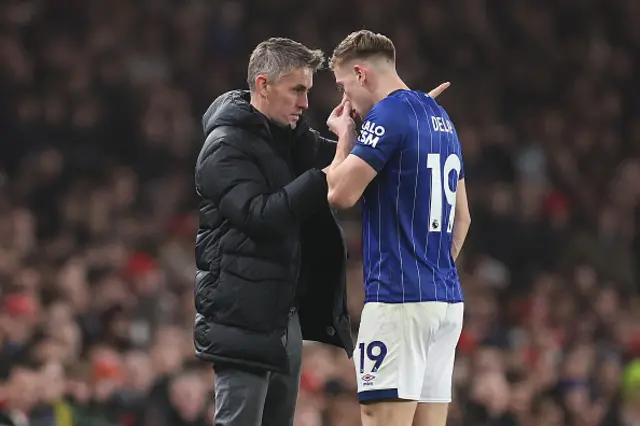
[350,89,465,304]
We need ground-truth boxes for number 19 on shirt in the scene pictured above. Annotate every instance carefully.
[426,153,461,233]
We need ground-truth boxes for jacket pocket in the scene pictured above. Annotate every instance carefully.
[214,254,294,332]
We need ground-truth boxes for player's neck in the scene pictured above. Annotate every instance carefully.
[373,75,410,104]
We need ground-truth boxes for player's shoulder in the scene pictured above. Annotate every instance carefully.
[382,89,447,114]
[382,89,413,103]
[366,90,412,121]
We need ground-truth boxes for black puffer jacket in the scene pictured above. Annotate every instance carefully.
[193,90,354,374]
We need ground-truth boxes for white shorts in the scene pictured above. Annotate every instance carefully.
[354,301,464,403]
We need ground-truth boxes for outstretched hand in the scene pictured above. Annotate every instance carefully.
[428,82,451,99]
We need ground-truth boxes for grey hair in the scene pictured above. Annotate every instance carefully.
[247,38,325,91]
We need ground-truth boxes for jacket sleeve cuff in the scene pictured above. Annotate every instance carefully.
[284,169,328,221]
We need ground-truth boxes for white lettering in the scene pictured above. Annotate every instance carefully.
[358,121,386,148]
[431,116,453,134]
[359,132,380,147]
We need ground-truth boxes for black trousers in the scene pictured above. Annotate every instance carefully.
[213,313,303,426]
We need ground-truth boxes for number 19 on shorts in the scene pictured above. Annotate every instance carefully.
[358,341,388,374]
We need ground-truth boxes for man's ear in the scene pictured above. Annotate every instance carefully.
[255,75,269,97]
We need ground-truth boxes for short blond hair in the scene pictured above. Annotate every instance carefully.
[330,30,395,68]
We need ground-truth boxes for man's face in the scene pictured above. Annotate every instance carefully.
[263,67,312,128]
[333,63,373,119]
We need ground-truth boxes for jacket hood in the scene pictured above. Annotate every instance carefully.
[202,89,269,137]
[201,89,311,138]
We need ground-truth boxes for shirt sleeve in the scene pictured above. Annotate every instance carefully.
[196,139,328,239]
[350,98,408,172]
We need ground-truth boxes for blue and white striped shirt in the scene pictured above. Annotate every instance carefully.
[351,89,465,304]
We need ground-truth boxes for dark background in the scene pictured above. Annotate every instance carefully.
[0,0,639,425]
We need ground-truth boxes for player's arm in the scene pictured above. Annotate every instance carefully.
[451,178,471,261]
[326,98,407,209]
[326,153,377,209]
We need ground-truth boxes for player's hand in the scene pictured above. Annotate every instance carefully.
[428,82,451,99]
[327,97,356,138]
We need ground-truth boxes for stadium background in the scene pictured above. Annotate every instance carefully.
[1,0,639,425]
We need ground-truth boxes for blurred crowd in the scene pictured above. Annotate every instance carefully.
[1,0,639,425]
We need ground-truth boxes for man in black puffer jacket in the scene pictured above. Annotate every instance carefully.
[193,38,354,426]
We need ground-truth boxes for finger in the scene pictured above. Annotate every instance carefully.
[331,94,349,114]
[428,82,450,99]
[343,100,352,116]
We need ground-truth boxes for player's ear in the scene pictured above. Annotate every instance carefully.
[353,65,365,86]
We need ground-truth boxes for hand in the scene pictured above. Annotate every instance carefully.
[326,98,356,138]
[428,82,451,99]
